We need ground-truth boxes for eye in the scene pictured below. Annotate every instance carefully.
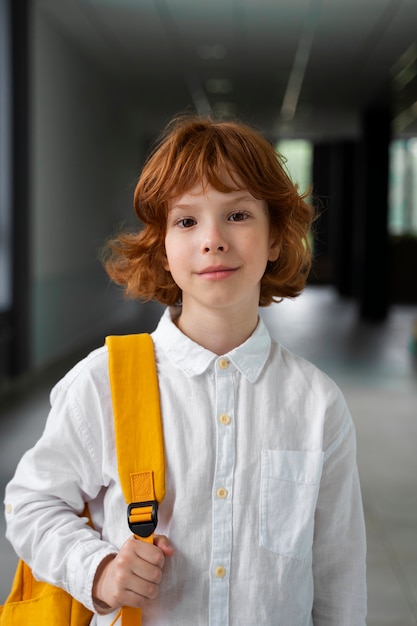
[229,211,249,222]
[176,217,196,228]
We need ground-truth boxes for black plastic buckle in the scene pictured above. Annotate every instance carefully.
[127,500,158,538]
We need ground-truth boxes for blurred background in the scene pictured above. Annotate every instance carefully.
[1,0,417,623]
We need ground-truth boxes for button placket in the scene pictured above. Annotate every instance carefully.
[209,360,236,624]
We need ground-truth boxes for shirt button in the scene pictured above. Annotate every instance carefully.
[216,487,228,499]
[218,358,229,370]
[5,503,12,514]
[219,413,231,425]
[215,566,226,578]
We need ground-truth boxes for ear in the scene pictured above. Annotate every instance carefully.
[163,253,170,272]
[268,232,280,262]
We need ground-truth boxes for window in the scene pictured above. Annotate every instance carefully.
[389,138,417,235]
[276,139,313,198]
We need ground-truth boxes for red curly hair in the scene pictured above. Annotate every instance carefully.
[104,115,314,306]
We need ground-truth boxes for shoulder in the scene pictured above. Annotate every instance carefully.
[42,345,114,465]
[50,345,110,404]
[269,339,353,449]
[271,339,344,399]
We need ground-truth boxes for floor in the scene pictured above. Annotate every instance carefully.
[1,286,417,624]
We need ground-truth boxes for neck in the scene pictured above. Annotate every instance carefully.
[175,304,259,355]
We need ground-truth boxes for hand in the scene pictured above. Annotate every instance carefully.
[92,534,174,613]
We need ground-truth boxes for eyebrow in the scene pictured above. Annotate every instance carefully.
[223,193,258,204]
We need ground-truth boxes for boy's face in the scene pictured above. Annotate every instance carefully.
[164,182,280,317]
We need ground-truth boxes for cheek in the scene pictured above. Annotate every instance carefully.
[163,237,184,275]
[163,236,173,271]
[247,231,274,262]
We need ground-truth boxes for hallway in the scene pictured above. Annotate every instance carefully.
[1,286,417,624]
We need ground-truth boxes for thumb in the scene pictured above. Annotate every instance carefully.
[154,534,174,557]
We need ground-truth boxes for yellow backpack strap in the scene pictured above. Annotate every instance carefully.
[106,333,165,626]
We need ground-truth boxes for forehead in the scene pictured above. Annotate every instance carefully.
[168,183,264,209]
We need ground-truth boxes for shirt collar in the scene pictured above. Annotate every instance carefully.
[152,307,272,383]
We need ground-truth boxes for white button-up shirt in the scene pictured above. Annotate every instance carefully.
[5,307,367,625]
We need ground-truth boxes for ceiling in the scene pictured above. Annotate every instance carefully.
[38,0,417,140]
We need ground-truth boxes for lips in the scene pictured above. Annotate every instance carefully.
[198,265,238,279]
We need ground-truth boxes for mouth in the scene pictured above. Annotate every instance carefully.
[197,266,238,280]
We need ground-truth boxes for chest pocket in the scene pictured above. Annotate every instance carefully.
[260,449,324,560]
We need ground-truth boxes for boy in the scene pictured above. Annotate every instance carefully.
[5,116,367,624]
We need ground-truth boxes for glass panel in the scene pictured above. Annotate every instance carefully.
[388,138,417,236]
[276,139,313,198]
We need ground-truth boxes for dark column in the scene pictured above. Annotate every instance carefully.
[331,141,358,298]
[355,108,391,321]
[11,0,31,376]
[0,0,31,384]
[0,0,13,382]
[311,141,359,295]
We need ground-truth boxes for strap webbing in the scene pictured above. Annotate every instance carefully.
[106,333,165,505]
[106,333,165,626]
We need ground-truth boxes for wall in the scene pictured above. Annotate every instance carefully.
[31,6,148,368]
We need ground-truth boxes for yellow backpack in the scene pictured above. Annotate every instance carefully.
[0,333,165,626]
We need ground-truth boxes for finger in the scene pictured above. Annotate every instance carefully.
[129,553,164,586]
[130,536,167,568]
[104,552,162,606]
[154,534,175,557]
[118,584,159,609]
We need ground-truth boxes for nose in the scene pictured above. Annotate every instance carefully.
[203,241,225,253]
[202,222,228,253]
[202,237,227,253]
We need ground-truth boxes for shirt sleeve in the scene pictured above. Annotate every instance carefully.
[312,393,367,625]
[4,351,118,613]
